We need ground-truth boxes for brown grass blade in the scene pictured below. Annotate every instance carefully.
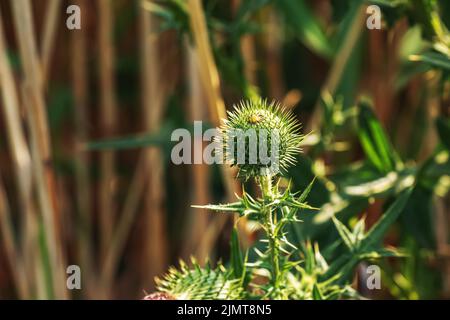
[101,154,147,294]
[40,0,62,86]
[139,2,168,288]
[0,7,35,299]
[182,43,210,261]
[98,0,118,266]
[306,4,366,134]
[187,0,239,257]
[0,173,29,298]
[71,0,94,297]
[11,0,67,299]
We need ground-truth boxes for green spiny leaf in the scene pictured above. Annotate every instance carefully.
[156,259,244,300]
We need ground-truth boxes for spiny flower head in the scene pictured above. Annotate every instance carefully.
[218,99,303,179]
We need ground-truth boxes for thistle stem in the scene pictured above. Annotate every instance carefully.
[260,174,273,198]
[259,174,281,297]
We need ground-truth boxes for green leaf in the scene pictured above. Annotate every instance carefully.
[357,98,401,173]
[343,172,398,197]
[359,188,413,250]
[322,254,355,282]
[86,122,176,150]
[313,243,329,272]
[367,0,408,8]
[398,26,427,62]
[296,177,316,204]
[410,52,450,71]
[312,284,324,300]
[352,218,366,242]
[276,0,332,59]
[331,216,355,251]
[358,247,408,260]
[235,0,271,21]
[436,117,450,150]
[144,0,189,34]
[230,228,244,280]
[86,132,164,150]
[303,241,316,274]
[192,202,244,213]
[341,285,367,300]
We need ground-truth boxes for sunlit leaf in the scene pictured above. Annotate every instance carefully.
[357,98,402,173]
[331,216,355,251]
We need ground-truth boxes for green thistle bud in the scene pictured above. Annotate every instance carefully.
[218,99,303,179]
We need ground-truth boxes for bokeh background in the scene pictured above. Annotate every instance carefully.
[0,0,449,299]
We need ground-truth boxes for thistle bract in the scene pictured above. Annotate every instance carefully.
[219,99,303,178]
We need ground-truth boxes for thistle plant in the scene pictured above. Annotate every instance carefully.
[217,99,306,298]
[154,99,410,300]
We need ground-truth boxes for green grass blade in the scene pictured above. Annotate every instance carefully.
[359,188,413,250]
[331,216,355,251]
[436,117,450,150]
[357,98,402,172]
[410,52,450,71]
[276,0,332,59]
[230,227,244,280]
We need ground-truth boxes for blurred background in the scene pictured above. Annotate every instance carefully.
[0,0,449,299]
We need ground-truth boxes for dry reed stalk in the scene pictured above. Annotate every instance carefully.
[282,90,303,109]
[367,24,404,126]
[187,0,237,196]
[70,0,94,296]
[139,3,168,287]
[101,154,147,293]
[32,242,48,299]
[231,0,257,86]
[187,0,240,257]
[182,43,210,261]
[22,83,67,299]
[11,0,67,299]
[0,10,33,220]
[231,0,263,249]
[419,71,440,160]
[306,4,366,134]
[0,10,35,297]
[40,0,62,86]
[97,1,176,294]
[240,35,257,85]
[187,0,226,123]
[0,174,29,298]
[264,10,285,100]
[18,185,47,300]
[98,0,117,266]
